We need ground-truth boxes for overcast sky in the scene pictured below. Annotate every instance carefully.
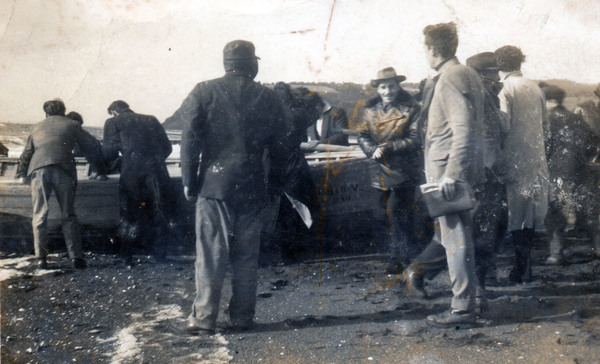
[1,0,599,127]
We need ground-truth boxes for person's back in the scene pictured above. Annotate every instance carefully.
[103,110,172,171]
[499,75,548,184]
[171,40,288,335]
[17,99,102,270]
[102,101,174,265]
[25,116,85,179]
[180,74,282,202]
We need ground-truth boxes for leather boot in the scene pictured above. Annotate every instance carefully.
[508,229,533,284]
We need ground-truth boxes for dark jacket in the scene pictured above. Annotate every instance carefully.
[306,105,349,146]
[172,73,286,203]
[102,110,172,174]
[480,79,504,174]
[357,89,421,189]
[546,105,600,183]
[18,115,104,180]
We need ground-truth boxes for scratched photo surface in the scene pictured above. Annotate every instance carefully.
[1,1,600,363]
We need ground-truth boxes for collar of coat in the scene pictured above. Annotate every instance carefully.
[435,56,459,73]
[500,70,523,81]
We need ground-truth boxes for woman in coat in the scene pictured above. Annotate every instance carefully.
[495,46,550,283]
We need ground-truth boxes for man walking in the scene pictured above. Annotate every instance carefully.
[420,22,485,327]
[17,99,104,269]
[102,100,174,265]
[170,40,287,335]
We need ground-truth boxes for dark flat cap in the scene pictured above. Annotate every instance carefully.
[370,67,406,87]
[466,52,497,71]
[223,40,260,61]
[542,85,566,102]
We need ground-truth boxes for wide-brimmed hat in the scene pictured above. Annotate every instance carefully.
[223,40,260,61]
[370,67,406,87]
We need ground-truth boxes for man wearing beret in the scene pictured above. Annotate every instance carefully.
[543,84,600,265]
[169,40,287,335]
[420,22,485,327]
[465,52,507,292]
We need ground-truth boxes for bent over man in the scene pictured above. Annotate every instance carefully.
[17,99,104,269]
[102,100,174,265]
[169,40,287,335]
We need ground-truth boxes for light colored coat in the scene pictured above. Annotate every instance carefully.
[424,57,485,186]
[498,71,549,231]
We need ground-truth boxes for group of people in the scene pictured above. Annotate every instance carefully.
[354,22,600,328]
[17,99,176,269]
[17,20,600,334]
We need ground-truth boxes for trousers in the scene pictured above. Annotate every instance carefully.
[189,197,266,329]
[30,165,83,259]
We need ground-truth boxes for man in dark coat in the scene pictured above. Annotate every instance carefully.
[169,40,288,335]
[102,100,173,265]
[66,111,108,181]
[260,83,320,265]
[543,84,600,264]
[467,52,507,290]
[304,97,349,148]
[17,99,104,269]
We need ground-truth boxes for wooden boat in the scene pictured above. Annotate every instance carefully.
[0,145,387,254]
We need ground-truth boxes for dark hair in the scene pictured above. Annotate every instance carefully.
[423,22,458,59]
[494,45,526,72]
[66,111,84,125]
[108,100,130,115]
[293,87,324,109]
[43,99,66,116]
[542,85,566,103]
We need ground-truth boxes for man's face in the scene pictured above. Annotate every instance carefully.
[377,80,400,106]
[546,99,560,110]
[424,44,438,69]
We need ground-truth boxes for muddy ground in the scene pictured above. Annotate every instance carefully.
[2,234,600,364]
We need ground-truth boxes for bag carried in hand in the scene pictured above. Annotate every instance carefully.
[419,182,476,217]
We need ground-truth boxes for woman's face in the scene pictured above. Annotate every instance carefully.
[377,80,400,106]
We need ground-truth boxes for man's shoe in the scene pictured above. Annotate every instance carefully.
[475,296,489,315]
[170,322,215,336]
[544,255,564,265]
[225,321,255,334]
[427,310,476,328]
[36,258,48,270]
[72,258,87,269]
[404,268,427,299]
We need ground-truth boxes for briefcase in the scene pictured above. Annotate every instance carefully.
[419,182,476,217]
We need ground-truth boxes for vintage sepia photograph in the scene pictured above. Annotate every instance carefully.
[1,0,600,362]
